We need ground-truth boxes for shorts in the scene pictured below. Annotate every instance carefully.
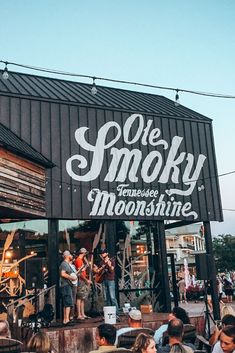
[61,285,74,307]
[225,288,233,296]
[76,281,89,300]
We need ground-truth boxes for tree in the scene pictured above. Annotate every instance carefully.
[212,234,235,272]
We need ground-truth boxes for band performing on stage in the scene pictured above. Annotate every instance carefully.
[59,247,118,324]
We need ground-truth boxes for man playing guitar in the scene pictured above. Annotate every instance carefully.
[74,248,91,320]
[95,249,119,311]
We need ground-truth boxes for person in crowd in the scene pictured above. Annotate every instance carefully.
[177,278,187,304]
[205,281,213,311]
[157,319,194,353]
[67,252,78,321]
[89,323,117,353]
[132,333,156,353]
[154,307,190,345]
[115,309,143,345]
[59,250,76,326]
[221,305,235,318]
[75,247,91,320]
[169,308,190,324]
[212,326,235,353]
[217,277,224,302]
[0,320,11,338]
[0,319,22,353]
[94,249,119,311]
[223,278,234,303]
[27,331,55,353]
[211,315,235,351]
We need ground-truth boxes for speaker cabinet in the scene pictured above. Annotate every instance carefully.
[25,258,45,289]
[195,253,212,280]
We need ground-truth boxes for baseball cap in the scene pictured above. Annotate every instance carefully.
[129,309,142,321]
[79,247,88,254]
[63,250,71,257]
[100,249,108,254]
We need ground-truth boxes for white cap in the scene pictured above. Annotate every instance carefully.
[129,309,142,321]
[63,250,71,257]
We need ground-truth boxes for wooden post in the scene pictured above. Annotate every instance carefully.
[152,221,171,312]
[19,232,26,296]
[48,220,60,319]
[203,221,220,320]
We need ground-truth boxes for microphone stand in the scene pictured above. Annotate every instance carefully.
[32,282,39,333]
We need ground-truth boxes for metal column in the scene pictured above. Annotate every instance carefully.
[152,221,171,312]
[203,221,220,320]
[105,221,119,306]
[48,219,60,319]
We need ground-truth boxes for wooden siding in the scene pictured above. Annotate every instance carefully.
[0,147,46,217]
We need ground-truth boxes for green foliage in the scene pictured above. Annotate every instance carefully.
[212,234,235,272]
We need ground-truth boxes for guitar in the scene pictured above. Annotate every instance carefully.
[69,263,89,286]
[94,256,115,283]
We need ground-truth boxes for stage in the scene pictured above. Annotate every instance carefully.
[40,312,205,353]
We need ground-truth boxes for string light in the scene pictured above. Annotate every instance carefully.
[1,59,235,100]
[45,168,235,191]
[174,89,180,107]
[91,77,98,95]
[2,62,9,80]
[45,174,235,211]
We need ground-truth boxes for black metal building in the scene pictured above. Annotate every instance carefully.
[0,71,223,317]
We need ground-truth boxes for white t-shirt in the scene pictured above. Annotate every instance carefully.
[154,324,168,344]
[212,342,222,353]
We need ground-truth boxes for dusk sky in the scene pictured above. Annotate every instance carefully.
[1,1,235,236]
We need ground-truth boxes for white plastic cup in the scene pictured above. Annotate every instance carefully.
[103,306,116,324]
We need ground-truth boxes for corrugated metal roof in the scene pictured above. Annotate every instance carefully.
[0,70,211,122]
[0,122,54,168]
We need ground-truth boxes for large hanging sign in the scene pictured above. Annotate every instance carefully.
[66,114,207,220]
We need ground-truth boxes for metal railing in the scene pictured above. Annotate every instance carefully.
[7,285,56,323]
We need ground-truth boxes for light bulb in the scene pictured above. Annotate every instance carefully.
[174,90,180,107]
[91,85,98,95]
[2,65,9,80]
[91,77,98,95]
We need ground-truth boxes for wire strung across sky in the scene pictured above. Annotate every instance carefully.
[1,59,235,99]
[45,168,235,192]
[1,60,235,209]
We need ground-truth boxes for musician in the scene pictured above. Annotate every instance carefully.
[74,248,91,320]
[96,249,119,311]
[68,254,78,321]
[59,250,75,326]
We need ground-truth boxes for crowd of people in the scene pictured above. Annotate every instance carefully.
[0,304,234,353]
[175,272,235,303]
[1,246,234,353]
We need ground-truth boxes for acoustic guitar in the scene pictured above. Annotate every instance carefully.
[95,257,115,283]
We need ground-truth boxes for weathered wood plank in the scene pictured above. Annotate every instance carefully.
[0,166,45,188]
[0,200,45,216]
[0,156,45,178]
[0,148,45,175]
[0,178,45,197]
[0,147,47,217]
[0,191,45,208]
